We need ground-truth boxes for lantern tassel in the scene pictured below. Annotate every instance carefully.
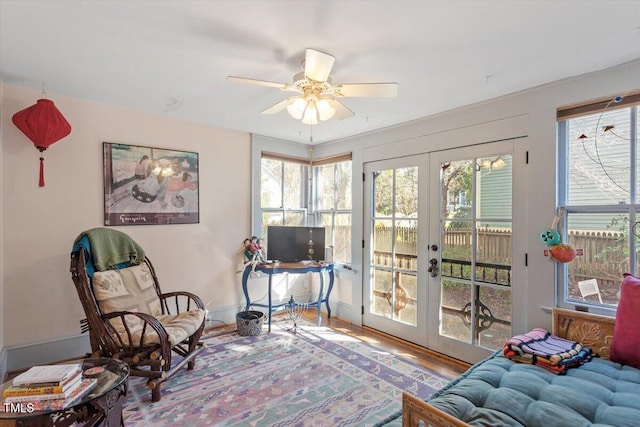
[39,156,45,187]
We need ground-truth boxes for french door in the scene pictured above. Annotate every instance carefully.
[363,141,515,363]
[363,156,429,345]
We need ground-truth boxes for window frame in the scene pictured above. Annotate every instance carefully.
[260,155,310,227]
[557,95,640,315]
[259,151,353,266]
[312,158,353,266]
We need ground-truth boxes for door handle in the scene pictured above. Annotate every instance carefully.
[428,258,439,277]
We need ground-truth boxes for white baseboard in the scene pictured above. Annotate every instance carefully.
[0,299,356,378]
[327,300,354,323]
[3,335,91,373]
[207,297,355,327]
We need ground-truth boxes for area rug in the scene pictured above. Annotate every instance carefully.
[122,319,452,426]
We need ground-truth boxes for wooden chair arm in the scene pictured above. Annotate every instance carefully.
[159,291,205,314]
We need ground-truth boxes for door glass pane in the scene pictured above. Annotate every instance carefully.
[372,268,392,319]
[442,160,473,219]
[477,155,512,217]
[442,223,472,280]
[395,167,418,218]
[395,219,417,269]
[373,219,393,267]
[566,212,627,306]
[475,221,511,286]
[478,286,511,349]
[440,280,472,344]
[374,170,393,217]
[396,272,417,325]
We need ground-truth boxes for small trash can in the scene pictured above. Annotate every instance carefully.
[236,310,264,336]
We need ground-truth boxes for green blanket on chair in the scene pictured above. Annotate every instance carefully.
[74,227,145,271]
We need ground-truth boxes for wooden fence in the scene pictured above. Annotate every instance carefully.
[373,226,511,263]
[372,226,624,283]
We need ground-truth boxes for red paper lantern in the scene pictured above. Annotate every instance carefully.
[12,98,72,187]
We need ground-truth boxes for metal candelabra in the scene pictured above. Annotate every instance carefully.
[285,295,308,333]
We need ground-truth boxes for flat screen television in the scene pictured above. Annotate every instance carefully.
[266,226,326,262]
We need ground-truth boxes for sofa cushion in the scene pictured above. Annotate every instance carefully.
[420,352,640,427]
[610,273,640,369]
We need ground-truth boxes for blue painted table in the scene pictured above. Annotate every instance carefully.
[241,262,335,332]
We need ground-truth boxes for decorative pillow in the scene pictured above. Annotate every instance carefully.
[92,263,162,335]
[610,273,640,369]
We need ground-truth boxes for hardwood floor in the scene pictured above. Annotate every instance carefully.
[320,314,470,379]
[207,311,471,380]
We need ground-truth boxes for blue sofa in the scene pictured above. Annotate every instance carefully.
[384,308,640,427]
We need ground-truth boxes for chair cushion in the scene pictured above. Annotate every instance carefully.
[93,263,162,317]
[93,264,204,347]
[157,309,206,346]
[610,273,640,369]
[115,309,205,347]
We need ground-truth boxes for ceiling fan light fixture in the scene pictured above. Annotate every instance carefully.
[230,48,395,125]
[302,100,319,125]
[316,98,336,121]
[287,97,307,120]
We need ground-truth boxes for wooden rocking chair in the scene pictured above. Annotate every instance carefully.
[70,228,205,402]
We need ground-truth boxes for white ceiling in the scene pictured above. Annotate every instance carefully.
[1,0,639,144]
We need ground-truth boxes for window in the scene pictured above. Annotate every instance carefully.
[313,157,352,264]
[260,152,353,265]
[558,92,640,310]
[261,153,309,230]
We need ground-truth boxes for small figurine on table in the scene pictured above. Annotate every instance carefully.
[250,237,266,263]
[239,236,266,276]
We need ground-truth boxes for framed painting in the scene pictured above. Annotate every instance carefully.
[103,142,199,225]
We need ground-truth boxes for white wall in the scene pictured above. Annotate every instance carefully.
[1,85,251,356]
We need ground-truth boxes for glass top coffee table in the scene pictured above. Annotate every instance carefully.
[0,358,129,427]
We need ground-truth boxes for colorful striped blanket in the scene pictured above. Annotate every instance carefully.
[503,328,591,374]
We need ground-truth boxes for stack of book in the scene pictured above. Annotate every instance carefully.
[3,363,98,411]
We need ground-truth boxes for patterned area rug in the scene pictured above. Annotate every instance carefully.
[122,319,452,426]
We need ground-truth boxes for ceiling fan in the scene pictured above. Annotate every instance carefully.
[227,48,398,125]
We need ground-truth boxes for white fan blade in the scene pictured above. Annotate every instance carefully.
[333,83,398,98]
[305,49,335,82]
[332,100,355,120]
[227,76,288,89]
[261,98,291,115]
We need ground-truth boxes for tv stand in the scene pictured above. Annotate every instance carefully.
[241,262,335,332]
